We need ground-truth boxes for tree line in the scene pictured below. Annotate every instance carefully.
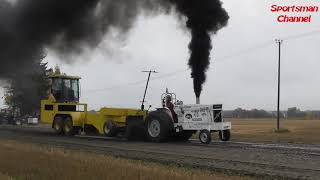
[224,107,320,119]
[2,61,61,118]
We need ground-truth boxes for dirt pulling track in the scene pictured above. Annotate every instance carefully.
[0,125,320,180]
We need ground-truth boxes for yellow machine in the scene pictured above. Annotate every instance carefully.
[40,74,231,144]
[40,74,147,137]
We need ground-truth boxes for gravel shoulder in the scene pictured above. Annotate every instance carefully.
[0,125,320,179]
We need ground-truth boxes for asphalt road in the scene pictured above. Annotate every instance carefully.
[0,125,320,180]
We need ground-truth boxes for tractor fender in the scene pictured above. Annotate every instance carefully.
[155,108,174,122]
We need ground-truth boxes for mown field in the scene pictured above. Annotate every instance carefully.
[0,173,11,180]
[0,140,255,180]
[229,119,320,144]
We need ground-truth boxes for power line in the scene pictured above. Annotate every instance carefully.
[151,69,187,80]
[82,69,187,95]
[214,41,274,63]
[282,29,320,41]
[83,41,273,95]
[82,29,320,95]
[215,29,320,63]
[84,79,147,93]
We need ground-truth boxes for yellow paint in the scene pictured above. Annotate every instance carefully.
[40,74,146,135]
[40,100,147,135]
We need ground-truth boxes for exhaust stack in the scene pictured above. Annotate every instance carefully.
[196,97,200,104]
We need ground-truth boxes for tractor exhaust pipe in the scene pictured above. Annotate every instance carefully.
[196,97,200,104]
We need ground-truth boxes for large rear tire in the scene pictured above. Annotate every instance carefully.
[63,117,75,136]
[219,129,231,141]
[53,116,64,135]
[145,110,174,142]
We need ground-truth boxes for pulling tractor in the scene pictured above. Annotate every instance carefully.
[40,74,231,144]
[146,89,231,144]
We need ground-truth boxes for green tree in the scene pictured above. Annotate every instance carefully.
[4,58,50,116]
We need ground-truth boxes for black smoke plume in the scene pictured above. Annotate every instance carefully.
[168,0,229,98]
[0,0,228,108]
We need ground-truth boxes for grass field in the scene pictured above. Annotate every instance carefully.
[229,119,320,144]
[0,173,11,180]
[0,140,255,180]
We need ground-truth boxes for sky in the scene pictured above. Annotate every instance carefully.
[1,0,320,111]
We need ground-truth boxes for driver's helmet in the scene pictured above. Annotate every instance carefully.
[166,95,172,102]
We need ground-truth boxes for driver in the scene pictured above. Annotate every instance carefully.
[165,95,177,122]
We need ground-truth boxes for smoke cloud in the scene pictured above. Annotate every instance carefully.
[0,0,228,98]
[168,0,229,97]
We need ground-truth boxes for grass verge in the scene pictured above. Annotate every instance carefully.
[229,119,320,144]
[0,139,255,180]
[0,173,12,180]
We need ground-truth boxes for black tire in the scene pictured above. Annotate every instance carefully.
[103,120,118,137]
[199,129,212,144]
[219,129,231,141]
[63,117,75,136]
[53,116,63,135]
[125,116,146,141]
[172,131,195,141]
[145,110,174,142]
[83,125,99,135]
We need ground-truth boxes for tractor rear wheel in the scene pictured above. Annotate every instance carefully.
[219,129,231,141]
[145,110,174,142]
[53,116,63,135]
[103,120,118,137]
[63,117,75,136]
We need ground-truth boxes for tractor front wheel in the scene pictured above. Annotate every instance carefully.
[199,129,211,144]
[219,129,231,141]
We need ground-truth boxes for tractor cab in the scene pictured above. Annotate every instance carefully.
[48,75,80,103]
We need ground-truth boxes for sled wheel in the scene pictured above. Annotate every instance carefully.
[103,120,118,137]
[53,116,63,135]
[63,117,75,136]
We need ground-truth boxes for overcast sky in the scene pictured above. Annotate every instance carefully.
[1,0,320,111]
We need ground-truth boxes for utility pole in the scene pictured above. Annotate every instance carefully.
[275,39,283,130]
[141,70,158,110]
